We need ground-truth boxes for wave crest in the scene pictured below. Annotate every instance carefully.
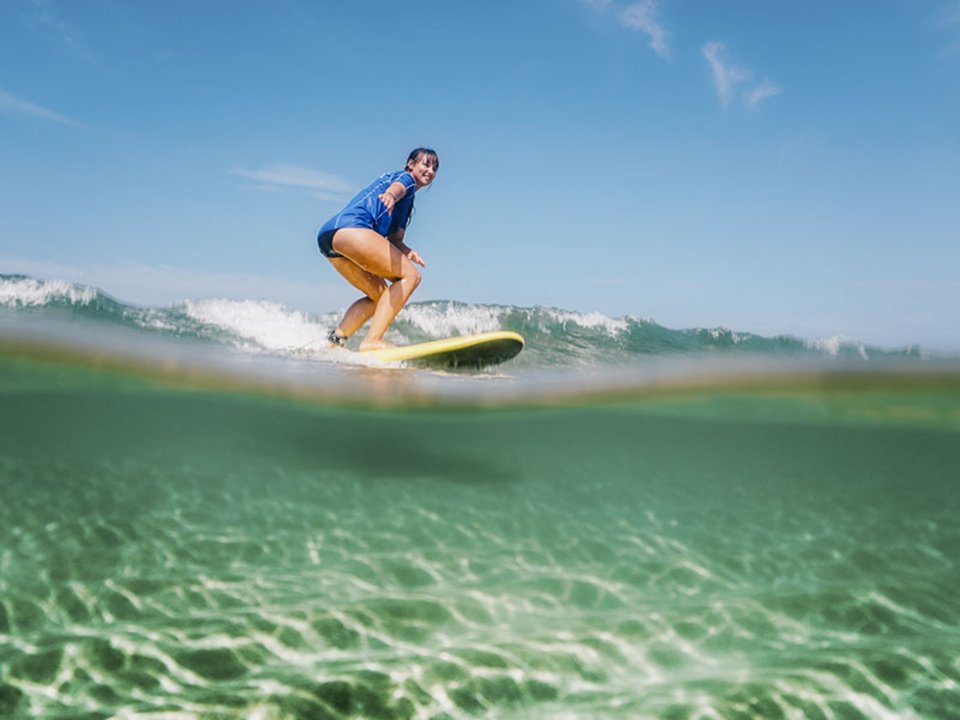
[0,274,929,365]
[0,275,98,307]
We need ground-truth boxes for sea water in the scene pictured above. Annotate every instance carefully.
[1,274,958,719]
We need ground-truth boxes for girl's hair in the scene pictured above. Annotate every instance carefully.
[404,148,438,228]
[406,147,439,172]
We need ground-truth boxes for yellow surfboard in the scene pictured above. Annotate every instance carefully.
[361,331,524,369]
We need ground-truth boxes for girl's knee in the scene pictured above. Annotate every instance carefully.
[401,263,421,287]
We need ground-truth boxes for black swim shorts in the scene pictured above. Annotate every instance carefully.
[317,229,343,259]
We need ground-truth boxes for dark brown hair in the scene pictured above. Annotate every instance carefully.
[406,147,439,172]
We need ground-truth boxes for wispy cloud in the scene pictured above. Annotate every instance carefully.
[232,164,355,201]
[702,42,747,107]
[619,0,670,58]
[23,0,98,66]
[702,42,780,109]
[582,0,670,58]
[0,87,77,125]
[746,79,782,109]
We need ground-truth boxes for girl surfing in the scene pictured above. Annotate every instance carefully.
[317,147,439,351]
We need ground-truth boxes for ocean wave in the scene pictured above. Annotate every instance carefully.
[0,273,931,366]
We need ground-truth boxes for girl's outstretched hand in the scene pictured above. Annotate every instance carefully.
[379,191,396,214]
[407,249,425,267]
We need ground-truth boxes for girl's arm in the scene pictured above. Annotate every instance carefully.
[388,228,425,268]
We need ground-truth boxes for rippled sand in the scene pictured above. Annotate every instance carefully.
[1,356,959,718]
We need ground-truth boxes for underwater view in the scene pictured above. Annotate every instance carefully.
[1,274,959,719]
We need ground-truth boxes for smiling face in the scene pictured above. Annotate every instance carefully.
[407,150,439,189]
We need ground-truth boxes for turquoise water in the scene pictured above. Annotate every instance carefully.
[1,275,959,719]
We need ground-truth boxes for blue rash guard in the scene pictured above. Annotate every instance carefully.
[317,170,417,258]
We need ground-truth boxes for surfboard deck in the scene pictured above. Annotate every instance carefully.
[360,331,524,369]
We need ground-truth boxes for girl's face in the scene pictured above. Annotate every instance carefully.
[408,153,438,189]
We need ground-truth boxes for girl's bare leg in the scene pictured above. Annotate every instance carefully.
[327,265,383,338]
[338,298,374,338]
[329,228,421,350]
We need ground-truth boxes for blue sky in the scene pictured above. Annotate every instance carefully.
[2,0,959,350]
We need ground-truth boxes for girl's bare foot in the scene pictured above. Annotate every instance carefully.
[359,339,396,352]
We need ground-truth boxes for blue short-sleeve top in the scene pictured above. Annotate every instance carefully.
[318,170,417,238]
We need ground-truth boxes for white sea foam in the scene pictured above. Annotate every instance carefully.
[808,336,843,356]
[401,302,504,337]
[694,326,746,344]
[807,336,870,361]
[136,309,181,334]
[0,276,96,307]
[183,298,329,353]
[400,302,631,340]
[540,307,629,334]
